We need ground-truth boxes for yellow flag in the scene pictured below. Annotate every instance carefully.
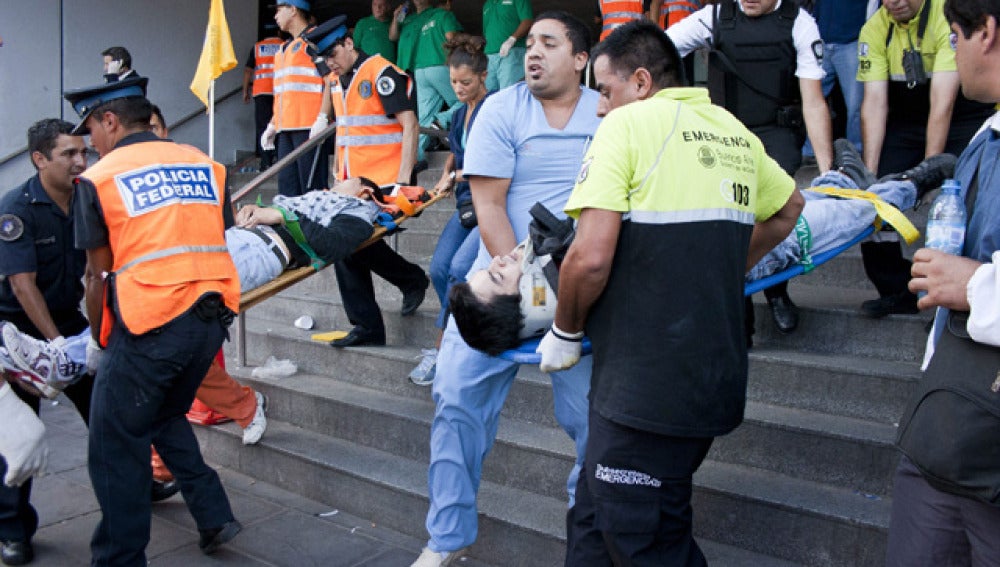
[190,0,238,107]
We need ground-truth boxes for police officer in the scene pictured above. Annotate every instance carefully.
[0,118,94,566]
[855,0,994,318]
[596,0,647,41]
[305,16,429,348]
[242,25,284,171]
[64,77,241,565]
[668,0,833,337]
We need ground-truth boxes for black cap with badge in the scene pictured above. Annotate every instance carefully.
[63,76,149,135]
[303,15,349,57]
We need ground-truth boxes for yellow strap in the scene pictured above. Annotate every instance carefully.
[806,186,921,245]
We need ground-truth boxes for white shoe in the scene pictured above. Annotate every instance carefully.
[242,391,268,445]
[408,348,437,386]
[410,546,466,567]
[2,323,83,388]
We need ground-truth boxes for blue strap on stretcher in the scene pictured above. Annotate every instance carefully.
[744,225,874,295]
[501,225,874,364]
[499,337,593,364]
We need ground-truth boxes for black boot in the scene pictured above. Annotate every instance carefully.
[860,241,918,318]
[832,138,877,189]
[898,153,957,202]
[764,283,799,333]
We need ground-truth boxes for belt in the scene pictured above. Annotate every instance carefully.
[246,226,290,269]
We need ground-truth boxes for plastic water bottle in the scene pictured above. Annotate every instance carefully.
[924,178,966,255]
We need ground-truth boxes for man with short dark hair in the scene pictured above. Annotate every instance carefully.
[101,46,137,83]
[410,11,599,567]
[0,118,94,566]
[885,0,1000,563]
[539,21,802,564]
[65,76,242,565]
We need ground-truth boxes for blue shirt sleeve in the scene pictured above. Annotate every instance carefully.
[462,93,516,180]
[0,207,37,276]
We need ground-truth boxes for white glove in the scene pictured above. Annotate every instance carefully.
[260,123,277,151]
[309,113,329,139]
[537,324,583,373]
[86,336,104,375]
[0,382,48,487]
[499,36,517,58]
[105,59,123,75]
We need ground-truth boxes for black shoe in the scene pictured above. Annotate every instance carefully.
[198,520,242,555]
[401,277,429,317]
[1,541,33,566]
[767,294,799,334]
[900,153,958,202]
[860,291,920,318]
[151,479,180,503]
[330,327,385,348]
[832,138,877,190]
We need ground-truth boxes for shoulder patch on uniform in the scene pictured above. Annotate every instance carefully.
[0,214,24,242]
[811,40,824,64]
[576,156,593,185]
[377,75,396,97]
[359,79,373,99]
[858,42,869,57]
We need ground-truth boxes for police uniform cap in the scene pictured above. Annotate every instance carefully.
[304,15,349,57]
[63,76,149,136]
[272,0,311,11]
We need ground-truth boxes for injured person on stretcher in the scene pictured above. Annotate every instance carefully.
[450,155,956,357]
[0,176,422,395]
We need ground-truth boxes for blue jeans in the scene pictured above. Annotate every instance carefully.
[225,228,285,293]
[748,177,916,281]
[425,318,591,552]
[428,213,480,328]
[805,41,863,156]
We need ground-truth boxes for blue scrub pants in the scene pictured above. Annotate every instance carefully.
[485,48,526,92]
[88,304,235,566]
[425,318,591,553]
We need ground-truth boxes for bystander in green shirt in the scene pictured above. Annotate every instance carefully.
[483,0,532,54]
[354,15,397,64]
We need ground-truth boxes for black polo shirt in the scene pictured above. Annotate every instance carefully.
[0,174,86,314]
[338,51,417,118]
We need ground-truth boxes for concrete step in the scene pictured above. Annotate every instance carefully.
[196,417,875,566]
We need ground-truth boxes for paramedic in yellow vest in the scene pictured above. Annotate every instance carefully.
[596,0,647,41]
[64,76,243,564]
[243,26,284,171]
[260,0,333,196]
[305,16,429,348]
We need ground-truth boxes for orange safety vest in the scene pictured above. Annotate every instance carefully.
[272,34,324,131]
[252,37,284,97]
[599,0,645,40]
[82,140,239,346]
[330,54,410,186]
[660,0,702,29]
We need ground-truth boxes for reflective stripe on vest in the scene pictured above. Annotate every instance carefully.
[81,141,240,344]
[272,35,324,130]
[600,0,644,39]
[660,0,702,28]
[252,38,284,96]
[330,54,408,185]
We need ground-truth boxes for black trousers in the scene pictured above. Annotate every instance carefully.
[864,118,984,298]
[253,95,275,168]
[88,306,234,566]
[566,408,714,566]
[275,130,333,197]
[0,310,93,544]
[332,239,427,340]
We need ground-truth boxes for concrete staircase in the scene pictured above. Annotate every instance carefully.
[200,159,930,566]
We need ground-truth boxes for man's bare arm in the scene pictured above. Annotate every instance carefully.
[83,246,114,343]
[396,109,419,184]
[746,189,805,271]
[800,78,833,172]
[861,80,889,173]
[553,208,622,334]
[926,71,960,158]
[469,175,516,257]
[7,273,60,340]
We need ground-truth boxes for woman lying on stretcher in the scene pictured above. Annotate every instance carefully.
[449,156,956,357]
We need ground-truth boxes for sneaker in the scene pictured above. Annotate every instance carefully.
[242,391,268,445]
[832,138,877,190]
[410,546,467,567]
[408,348,437,386]
[2,324,83,387]
[899,153,958,201]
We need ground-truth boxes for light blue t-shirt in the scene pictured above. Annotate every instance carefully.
[463,82,601,273]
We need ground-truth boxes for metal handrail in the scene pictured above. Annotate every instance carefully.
[231,122,338,202]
